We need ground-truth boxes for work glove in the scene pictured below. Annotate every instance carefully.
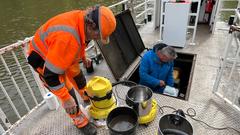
[62,96,78,115]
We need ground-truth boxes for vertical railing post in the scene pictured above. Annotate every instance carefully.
[190,0,201,45]
[124,1,128,10]
[159,0,164,41]
[144,0,148,23]
[129,0,136,22]
[212,0,222,34]
[154,0,161,28]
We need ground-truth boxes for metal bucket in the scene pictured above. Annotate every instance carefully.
[107,107,138,135]
[158,110,193,135]
[126,85,153,116]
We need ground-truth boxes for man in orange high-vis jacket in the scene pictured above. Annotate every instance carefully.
[27,5,116,135]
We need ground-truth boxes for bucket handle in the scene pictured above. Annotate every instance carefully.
[141,101,148,109]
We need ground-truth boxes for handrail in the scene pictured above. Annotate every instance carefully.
[220,8,236,11]
[134,1,146,10]
[0,37,33,55]
[136,8,153,19]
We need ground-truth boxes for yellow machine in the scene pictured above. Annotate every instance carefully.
[86,76,117,119]
[138,99,158,124]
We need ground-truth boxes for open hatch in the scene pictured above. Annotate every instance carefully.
[97,10,196,100]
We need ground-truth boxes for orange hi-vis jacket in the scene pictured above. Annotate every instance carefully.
[28,10,87,101]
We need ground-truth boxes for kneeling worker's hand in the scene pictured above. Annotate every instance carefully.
[160,80,166,88]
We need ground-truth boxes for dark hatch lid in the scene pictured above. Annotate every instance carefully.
[97,10,146,80]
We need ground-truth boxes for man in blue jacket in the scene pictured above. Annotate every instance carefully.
[139,43,177,93]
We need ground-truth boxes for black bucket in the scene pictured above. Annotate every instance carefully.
[86,60,94,74]
[228,15,235,25]
[158,112,193,135]
[147,14,152,22]
[107,107,138,135]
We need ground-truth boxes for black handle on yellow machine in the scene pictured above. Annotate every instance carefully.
[84,90,113,101]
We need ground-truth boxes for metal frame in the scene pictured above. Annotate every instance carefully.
[159,0,201,46]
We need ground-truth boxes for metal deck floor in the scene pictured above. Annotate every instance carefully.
[9,23,240,135]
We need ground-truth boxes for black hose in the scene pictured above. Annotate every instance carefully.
[112,80,137,87]
[111,80,137,102]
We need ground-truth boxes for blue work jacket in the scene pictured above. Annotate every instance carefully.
[139,47,174,93]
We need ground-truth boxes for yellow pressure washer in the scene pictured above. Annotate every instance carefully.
[85,76,117,120]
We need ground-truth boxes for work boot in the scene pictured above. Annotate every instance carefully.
[79,122,97,135]
[71,111,97,135]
